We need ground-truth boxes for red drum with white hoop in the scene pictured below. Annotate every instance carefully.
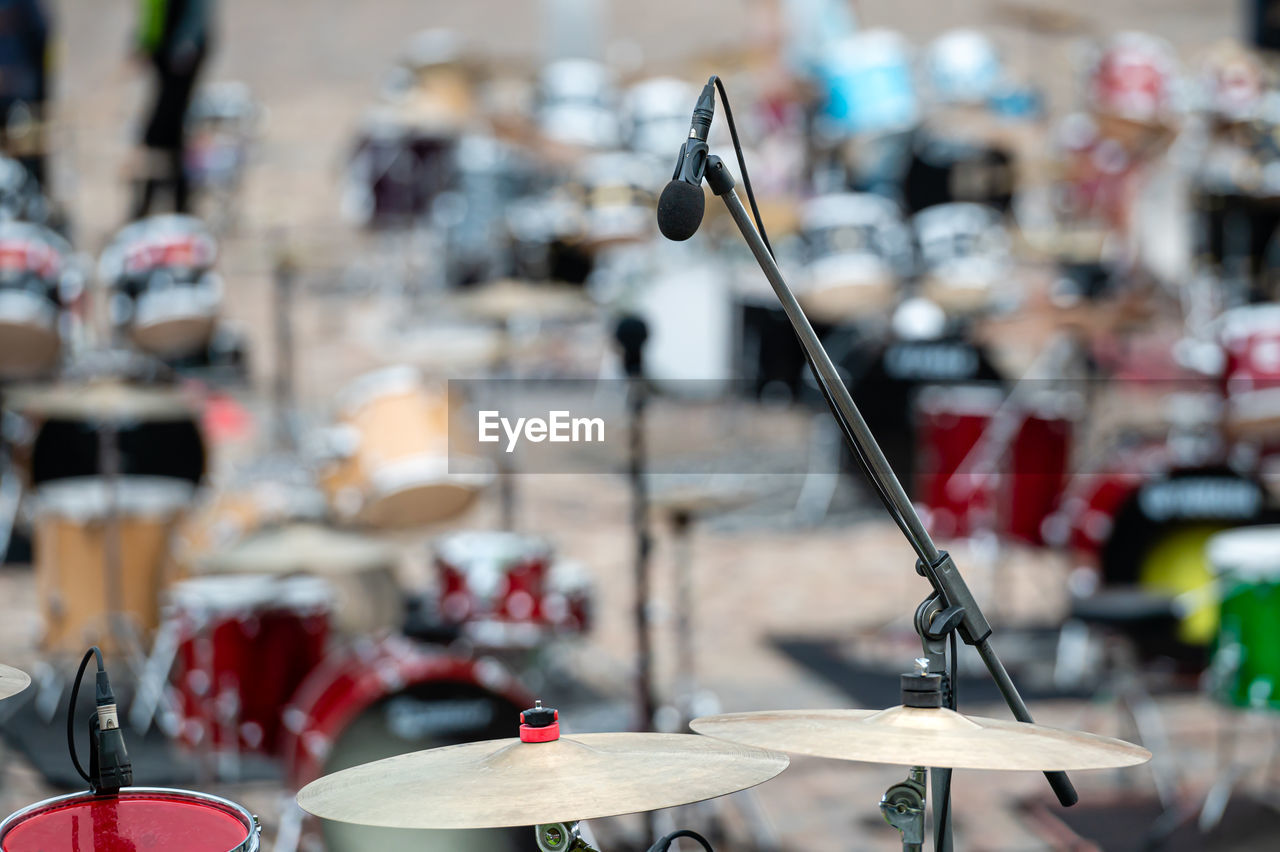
[0,788,260,851]
[915,385,1073,544]
[279,636,530,852]
[434,531,591,646]
[169,574,332,754]
[1219,304,1280,439]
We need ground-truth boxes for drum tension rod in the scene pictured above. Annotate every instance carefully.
[881,767,927,852]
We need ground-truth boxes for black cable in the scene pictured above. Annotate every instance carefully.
[67,646,103,785]
[711,76,926,561]
[645,829,715,852]
[710,76,772,259]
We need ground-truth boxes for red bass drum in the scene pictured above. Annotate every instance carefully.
[280,635,533,852]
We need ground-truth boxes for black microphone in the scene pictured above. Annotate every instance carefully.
[614,314,649,378]
[656,80,715,241]
[89,659,132,794]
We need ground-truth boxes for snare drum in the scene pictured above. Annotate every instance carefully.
[100,216,221,357]
[320,366,490,529]
[0,222,77,379]
[169,574,332,754]
[280,636,530,852]
[0,788,260,851]
[1208,525,1280,710]
[34,476,194,654]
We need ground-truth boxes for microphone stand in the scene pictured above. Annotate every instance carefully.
[702,155,1078,850]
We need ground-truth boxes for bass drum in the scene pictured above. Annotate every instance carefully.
[1099,466,1278,656]
[281,636,533,852]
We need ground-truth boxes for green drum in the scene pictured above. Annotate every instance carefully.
[1208,526,1280,711]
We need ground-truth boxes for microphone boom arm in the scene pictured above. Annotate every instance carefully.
[702,155,1078,810]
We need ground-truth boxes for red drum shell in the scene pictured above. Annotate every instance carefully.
[171,576,331,754]
[280,635,531,789]
[0,788,258,852]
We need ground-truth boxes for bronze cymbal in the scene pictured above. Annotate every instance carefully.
[0,664,31,701]
[6,380,195,421]
[453,279,593,323]
[296,732,788,829]
[691,707,1151,771]
[200,523,396,575]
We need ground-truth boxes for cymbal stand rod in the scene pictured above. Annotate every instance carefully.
[706,154,1078,813]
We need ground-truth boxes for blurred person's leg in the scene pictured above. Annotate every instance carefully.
[134,53,203,218]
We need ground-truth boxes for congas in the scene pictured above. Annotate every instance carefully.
[0,788,260,851]
[1219,304,1280,439]
[34,476,194,654]
[280,635,531,852]
[99,215,221,357]
[796,193,912,323]
[320,366,490,529]
[434,531,590,647]
[14,380,207,487]
[0,222,78,379]
[169,574,332,754]
[199,523,403,637]
[1208,525,1280,710]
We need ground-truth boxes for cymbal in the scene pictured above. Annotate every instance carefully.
[200,523,397,575]
[6,380,195,421]
[454,279,593,322]
[296,732,788,829]
[691,707,1151,771]
[0,664,31,700]
[651,486,759,518]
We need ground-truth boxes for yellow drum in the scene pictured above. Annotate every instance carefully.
[320,366,490,529]
[34,476,194,654]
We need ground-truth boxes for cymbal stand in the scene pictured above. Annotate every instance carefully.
[881,766,928,852]
[705,152,1078,852]
[97,417,145,674]
[536,822,600,852]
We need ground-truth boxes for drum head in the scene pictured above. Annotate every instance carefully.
[314,679,528,852]
[0,788,256,851]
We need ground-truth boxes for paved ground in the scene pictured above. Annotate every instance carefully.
[1,1,1269,850]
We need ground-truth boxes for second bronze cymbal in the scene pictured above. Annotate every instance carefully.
[692,707,1151,772]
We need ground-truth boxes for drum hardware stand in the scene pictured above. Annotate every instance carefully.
[272,246,299,452]
[661,504,781,852]
[537,821,600,852]
[881,766,928,852]
[617,314,658,842]
[96,417,147,675]
[702,151,1079,850]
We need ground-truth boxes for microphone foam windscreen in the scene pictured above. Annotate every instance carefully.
[656,180,705,241]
